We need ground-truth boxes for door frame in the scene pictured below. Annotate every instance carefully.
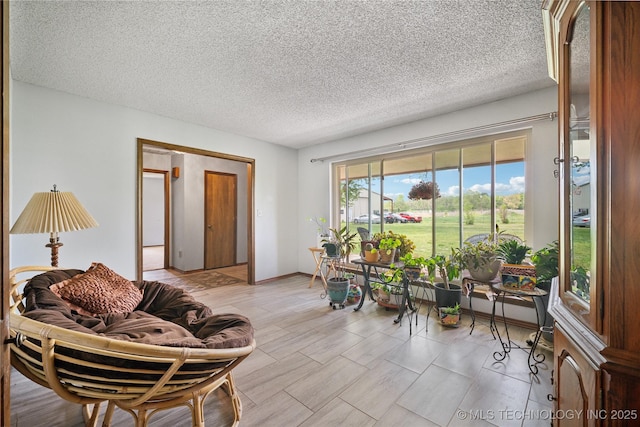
[1,2,9,422]
[136,138,255,285]
[142,169,170,270]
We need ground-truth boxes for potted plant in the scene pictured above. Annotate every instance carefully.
[426,251,462,311]
[455,237,501,282]
[372,231,415,261]
[408,180,440,201]
[378,267,411,307]
[388,284,408,307]
[309,216,330,248]
[531,240,559,292]
[439,303,461,326]
[378,236,401,264]
[323,226,358,309]
[531,240,559,343]
[398,252,426,281]
[363,242,380,263]
[371,282,391,303]
[497,239,535,290]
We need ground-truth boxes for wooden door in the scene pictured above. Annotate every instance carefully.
[204,171,237,269]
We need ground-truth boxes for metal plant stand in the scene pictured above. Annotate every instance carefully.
[490,283,549,375]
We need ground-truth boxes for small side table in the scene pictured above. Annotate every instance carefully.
[308,247,325,289]
[461,275,500,338]
[491,283,548,375]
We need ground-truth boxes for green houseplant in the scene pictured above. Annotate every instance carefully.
[438,303,461,326]
[531,240,559,343]
[398,253,426,281]
[377,236,401,264]
[497,239,532,264]
[372,231,415,261]
[375,266,413,307]
[531,240,559,290]
[426,251,460,290]
[323,226,358,309]
[497,239,536,290]
[426,251,462,314]
[455,238,501,282]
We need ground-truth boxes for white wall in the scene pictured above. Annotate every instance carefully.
[297,87,560,275]
[142,174,165,246]
[174,153,249,271]
[10,81,558,283]
[10,81,299,281]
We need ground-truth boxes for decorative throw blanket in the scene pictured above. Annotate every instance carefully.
[22,268,253,349]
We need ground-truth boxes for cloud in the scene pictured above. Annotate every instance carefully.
[465,176,525,195]
[400,177,423,185]
[469,183,492,193]
[506,176,525,193]
[445,185,460,196]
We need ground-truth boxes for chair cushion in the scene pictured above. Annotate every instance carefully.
[23,268,254,349]
[50,262,143,315]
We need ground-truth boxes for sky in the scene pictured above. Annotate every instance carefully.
[378,162,525,200]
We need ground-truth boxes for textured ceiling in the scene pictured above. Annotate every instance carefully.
[9,1,554,149]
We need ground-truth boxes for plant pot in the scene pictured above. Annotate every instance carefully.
[347,284,362,305]
[434,282,462,309]
[376,289,390,303]
[534,280,554,343]
[404,266,421,281]
[501,264,537,290]
[327,277,350,309]
[467,259,502,282]
[364,250,379,263]
[438,307,461,327]
[360,240,379,257]
[379,248,396,264]
[389,292,404,306]
[323,243,340,257]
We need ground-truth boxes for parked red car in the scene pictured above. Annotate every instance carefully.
[399,212,422,223]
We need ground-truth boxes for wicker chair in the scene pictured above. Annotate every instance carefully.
[9,266,256,427]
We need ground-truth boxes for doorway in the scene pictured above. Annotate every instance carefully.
[137,138,255,284]
[142,170,169,271]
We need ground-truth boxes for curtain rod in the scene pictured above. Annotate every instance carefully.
[309,111,557,163]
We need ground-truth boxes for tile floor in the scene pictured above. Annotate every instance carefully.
[10,272,554,427]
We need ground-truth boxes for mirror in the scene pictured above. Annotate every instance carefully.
[568,3,591,304]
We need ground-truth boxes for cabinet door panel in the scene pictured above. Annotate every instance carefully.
[554,327,599,427]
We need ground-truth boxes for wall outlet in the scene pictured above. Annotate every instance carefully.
[178,250,182,258]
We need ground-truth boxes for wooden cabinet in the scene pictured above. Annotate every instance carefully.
[543,1,640,425]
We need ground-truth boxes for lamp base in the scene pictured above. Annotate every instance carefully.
[45,238,63,267]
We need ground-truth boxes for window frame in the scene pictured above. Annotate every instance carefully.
[331,130,530,257]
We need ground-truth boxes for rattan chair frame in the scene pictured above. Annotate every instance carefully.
[9,266,255,427]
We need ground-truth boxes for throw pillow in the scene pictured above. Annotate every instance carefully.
[50,262,143,315]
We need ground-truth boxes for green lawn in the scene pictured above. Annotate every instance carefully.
[350,211,525,258]
[572,227,591,269]
[350,211,591,270]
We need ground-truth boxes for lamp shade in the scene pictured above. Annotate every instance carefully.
[10,189,98,234]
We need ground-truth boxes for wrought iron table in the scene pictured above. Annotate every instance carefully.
[490,283,549,375]
[354,259,434,334]
[461,274,500,337]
